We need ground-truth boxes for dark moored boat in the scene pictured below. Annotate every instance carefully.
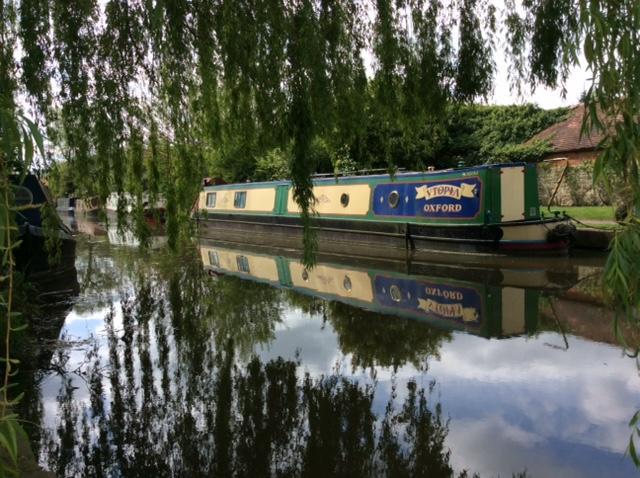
[11,175,76,276]
[196,163,572,256]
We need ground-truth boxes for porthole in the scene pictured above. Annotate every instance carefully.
[343,275,352,292]
[340,193,349,207]
[388,190,400,208]
[390,284,402,302]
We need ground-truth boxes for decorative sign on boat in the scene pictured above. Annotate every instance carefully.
[372,177,483,219]
[374,276,483,327]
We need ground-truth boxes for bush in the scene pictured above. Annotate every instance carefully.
[492,141,552,163]
[254,148,290,181]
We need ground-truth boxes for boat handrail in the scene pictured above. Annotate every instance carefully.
[311,168,406,178]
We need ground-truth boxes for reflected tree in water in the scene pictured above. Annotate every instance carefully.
[41,342,468,477]
[285,291,451,372]
[33,245,475,477]
[327,302,451,372]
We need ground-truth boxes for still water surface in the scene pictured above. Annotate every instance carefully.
[21,220,640,477]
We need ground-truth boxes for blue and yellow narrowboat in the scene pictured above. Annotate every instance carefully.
[196,163,572,254]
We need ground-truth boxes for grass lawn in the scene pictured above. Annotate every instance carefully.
[541,205,615,222]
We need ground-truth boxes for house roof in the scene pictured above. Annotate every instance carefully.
[526,104,605,153]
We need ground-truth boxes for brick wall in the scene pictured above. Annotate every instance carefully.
[537,151,615,206]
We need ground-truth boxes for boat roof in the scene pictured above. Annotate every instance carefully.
[203,162,529,191]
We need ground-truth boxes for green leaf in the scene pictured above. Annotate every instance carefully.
[22,125,33,169]
[630,435,640,467]
[24,116,45,159]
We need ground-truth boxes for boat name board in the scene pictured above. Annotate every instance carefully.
[372,176,482,220]
[374,276,483,326]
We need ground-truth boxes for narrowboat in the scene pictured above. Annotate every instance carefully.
[11,174,76,276]
[56,196,100,215]
[106,192,166,217]
[196,163,573,255]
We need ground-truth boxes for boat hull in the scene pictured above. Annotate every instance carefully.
[14,224,77,277]
[197,213,569,258]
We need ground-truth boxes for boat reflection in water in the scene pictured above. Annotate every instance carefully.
[61,213,167,248]
[199,240,595,340]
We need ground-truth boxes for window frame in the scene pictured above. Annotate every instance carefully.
[236,255,250,273]
[234,191,247,209]
[208,250,220,267]
[206,192,217,208]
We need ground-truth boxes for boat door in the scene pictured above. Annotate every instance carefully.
[275,185,289,215]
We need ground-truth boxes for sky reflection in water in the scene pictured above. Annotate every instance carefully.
[23,231,640,478]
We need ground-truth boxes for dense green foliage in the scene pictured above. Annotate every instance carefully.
[3,0,500,232]
[438,104,567,165]
[212,103,568,182]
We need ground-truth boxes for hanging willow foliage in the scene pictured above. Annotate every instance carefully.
[7,0,500,250]
[0,0,638,297]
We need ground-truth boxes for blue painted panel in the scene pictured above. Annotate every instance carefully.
[374,276,483,327]
[372,176,483,220]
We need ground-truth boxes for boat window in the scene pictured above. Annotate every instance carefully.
[208,250,219,267]
[390,284,402,302]
[206,192,217,208]
[12,186,33,207]
[340,193,349,207]
[234,191,247,208]
[343,275,352,292]
[388,190,400,208]
[236,255,250,273]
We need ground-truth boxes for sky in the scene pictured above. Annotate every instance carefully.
[490,54,591,109]
[50,299,640,478]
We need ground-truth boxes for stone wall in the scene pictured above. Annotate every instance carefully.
[537,155,614,207]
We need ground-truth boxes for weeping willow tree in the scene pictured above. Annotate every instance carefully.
[1,0,639,330]
[6,0,498,256]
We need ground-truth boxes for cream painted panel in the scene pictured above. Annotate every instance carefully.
[501,223,550,242]
[203,188,276,213]
[245,256,280,282]
[287,184,371,216]
[200,247,279,282]
[501,287,525,335]
[499,269,549,289]
[500,167,525,222]
[199,247,210,265]
[289,262,374,302]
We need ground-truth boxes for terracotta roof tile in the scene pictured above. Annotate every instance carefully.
[526,104,605,153]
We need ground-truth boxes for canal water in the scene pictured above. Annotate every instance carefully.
[19,219,640,477]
